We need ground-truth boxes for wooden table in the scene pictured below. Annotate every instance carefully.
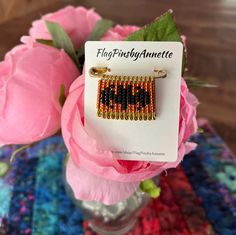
[0,0,235,153]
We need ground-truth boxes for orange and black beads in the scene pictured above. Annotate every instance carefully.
[96,75,156,120]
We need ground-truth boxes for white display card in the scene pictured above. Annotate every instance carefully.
[84,41,183,162]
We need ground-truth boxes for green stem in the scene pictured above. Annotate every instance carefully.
[10,144,31,163]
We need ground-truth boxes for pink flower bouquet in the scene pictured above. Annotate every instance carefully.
[0,6,200,205]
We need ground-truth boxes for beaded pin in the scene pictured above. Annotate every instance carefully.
[89,67,167,121]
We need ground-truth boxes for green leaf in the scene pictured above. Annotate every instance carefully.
[87,19,114,41]
[184,77,218,88]
[126,10,182,42]
[126,10,185,70]
[75,19,114,70]
[36,39,54,47]
[59,84,66,107]
[140,179,161,198]
[45,21,80,67]
[0,161,10,177]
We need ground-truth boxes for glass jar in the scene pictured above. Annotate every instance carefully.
[65,183,152,235]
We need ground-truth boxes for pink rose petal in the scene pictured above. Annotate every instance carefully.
[66,158,139,205]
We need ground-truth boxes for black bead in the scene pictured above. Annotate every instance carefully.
[131,95,135,105]
[110,90,115,100]
[117,85,123,104]
[114,95,118,104]
[121,104,127,110]
[145,92,150,104]
[127,85,132,93]
[105,88,109,106]
[121,87,127,106]
[128,95,131,104]
[118,85,123,92]
[101,91,106,104]
[136,91,140,102]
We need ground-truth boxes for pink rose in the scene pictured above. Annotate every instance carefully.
[62,74,198,204]
[0,41,79,146]
[29,6,101,48]
[63,24,198,204]
[101,25,140,40]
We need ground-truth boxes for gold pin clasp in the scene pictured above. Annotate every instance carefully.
[89,67,111,78]
[90,67,167,79]
[154,69,167,79]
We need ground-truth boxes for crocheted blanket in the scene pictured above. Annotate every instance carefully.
[0,119,235,235]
